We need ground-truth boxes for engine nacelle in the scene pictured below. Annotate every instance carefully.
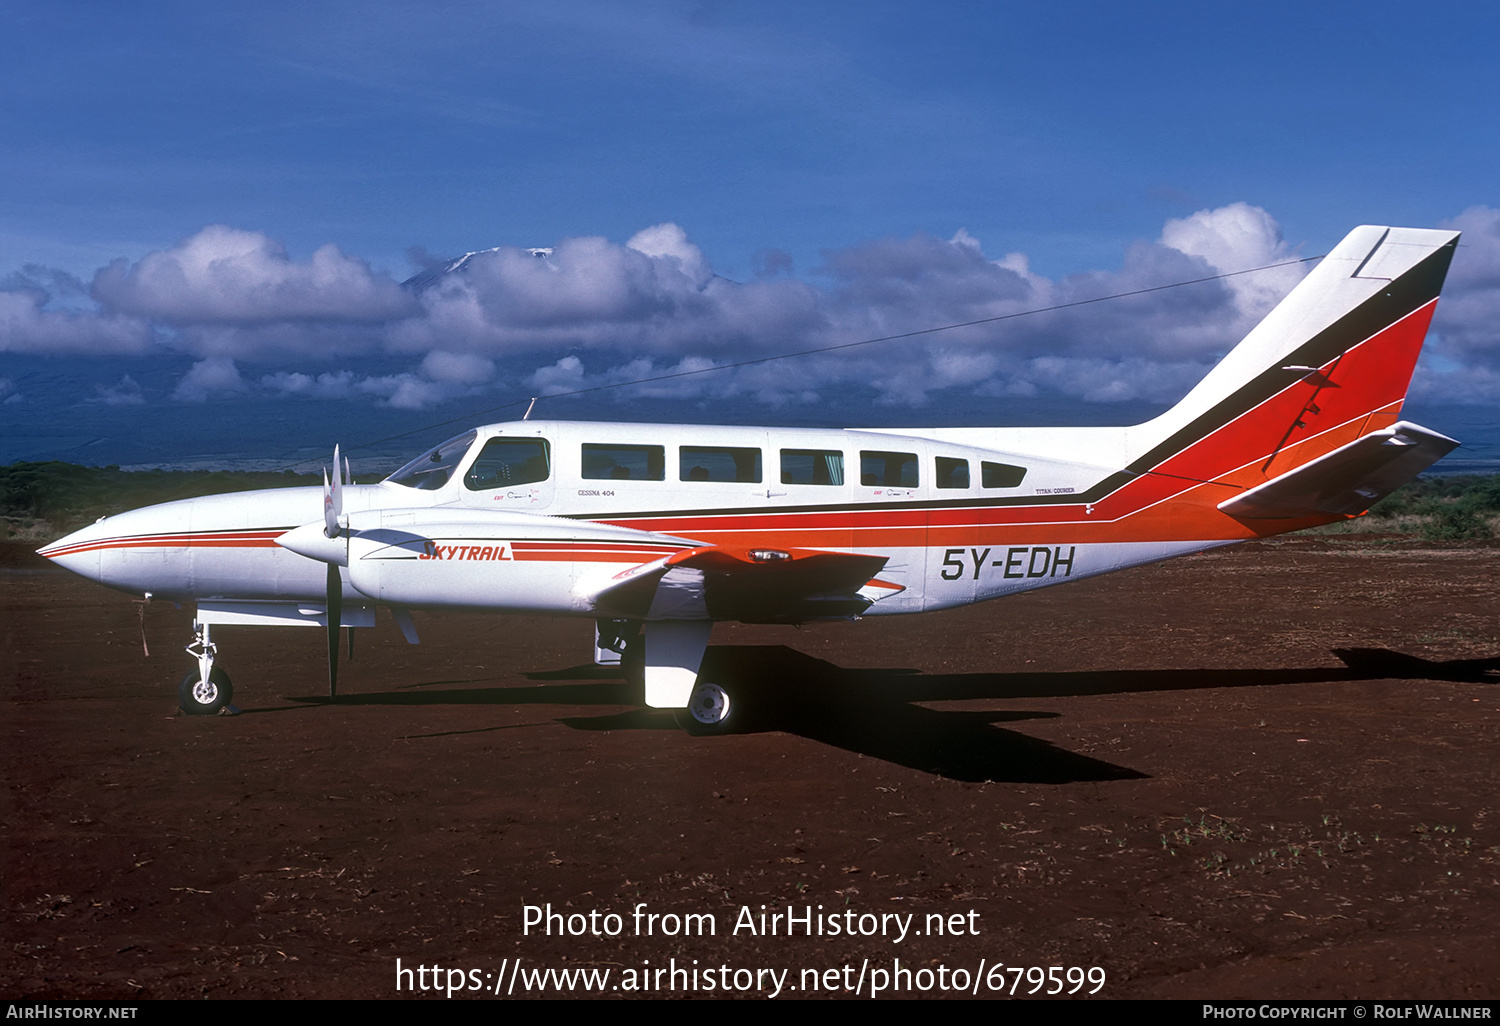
[281,509,696,613]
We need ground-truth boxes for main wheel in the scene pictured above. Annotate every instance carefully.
[675,680,735,735]
[178,666,233,716]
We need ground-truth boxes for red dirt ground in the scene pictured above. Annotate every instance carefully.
[2,536,1497,999]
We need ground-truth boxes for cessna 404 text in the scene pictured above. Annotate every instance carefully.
[40,225,1462,732]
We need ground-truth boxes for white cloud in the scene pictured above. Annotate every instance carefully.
[1407,206,1500,402]
[529,355,588,395]
[1025,355,1208,405]
[173,356,247,402]
[0,286,152,355]
[1432,206,1500,355]
[626,222,712,286]
[1159,201,1301,322]
[21,203,1500,413]
[91,225,416,325]
[258,357,496,410]
[420,350,495,385]
[261,369,360,399]
[355,373,447,410]
[388,225,807,357]
[89,375,146,406]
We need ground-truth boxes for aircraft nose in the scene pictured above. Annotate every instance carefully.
[37,523,105,582]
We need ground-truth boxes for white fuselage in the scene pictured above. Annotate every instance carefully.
[43,418,1220,622]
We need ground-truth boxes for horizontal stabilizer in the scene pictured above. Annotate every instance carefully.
[592,545,891,623]
[1218,421,1458,519]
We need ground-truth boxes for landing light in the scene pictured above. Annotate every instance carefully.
[748,549,791,563]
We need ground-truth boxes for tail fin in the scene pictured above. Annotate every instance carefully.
[1123,225,1460,510]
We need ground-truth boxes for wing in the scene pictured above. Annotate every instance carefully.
[589,545,899,623]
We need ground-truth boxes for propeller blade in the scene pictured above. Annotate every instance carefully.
[322,469,336,538]
[323,445,344,539]
[326,561,342,700]
[330,444,346,540]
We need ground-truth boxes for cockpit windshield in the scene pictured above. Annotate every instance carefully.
[384,430,478,490]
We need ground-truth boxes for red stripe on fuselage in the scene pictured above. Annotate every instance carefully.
[39,530,287,559]
[509,541,685,562]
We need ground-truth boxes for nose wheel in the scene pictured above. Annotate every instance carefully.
[675,680,735,735]
[179,665,233,715]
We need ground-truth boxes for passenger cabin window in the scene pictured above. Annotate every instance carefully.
[981,461,1027,488]
[464,438,550,490]
[680,446,761,483]
[935,456,969,489]
[582,443,665,481]
[861,450,918,488]
[780,449,844,486]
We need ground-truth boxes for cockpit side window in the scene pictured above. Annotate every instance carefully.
[464,438,550,490]
[385,430,478,491]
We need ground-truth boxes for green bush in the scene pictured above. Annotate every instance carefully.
[1,462,323,535]
[1363,474,1498,540]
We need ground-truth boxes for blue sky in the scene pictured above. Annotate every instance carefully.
[3,2,1499,469]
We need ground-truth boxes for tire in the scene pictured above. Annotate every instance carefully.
[674,680,735,736]
[178,666,233,716]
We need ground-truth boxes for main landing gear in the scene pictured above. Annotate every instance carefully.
[179,620,234,715]
[674,679,736,736]
[599,619,742,735]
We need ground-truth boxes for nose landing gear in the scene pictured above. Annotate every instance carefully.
[179,620,235,715]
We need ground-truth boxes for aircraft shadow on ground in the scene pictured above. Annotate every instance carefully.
[280,645,1499,784]
[570,645,1499,784]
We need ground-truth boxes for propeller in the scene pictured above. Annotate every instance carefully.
[322,445,345,701]
[323,444,343,540]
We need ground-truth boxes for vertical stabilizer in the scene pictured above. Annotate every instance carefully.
[1123,225,1459,475]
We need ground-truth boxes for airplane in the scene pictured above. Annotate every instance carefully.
[38,224,1462,733]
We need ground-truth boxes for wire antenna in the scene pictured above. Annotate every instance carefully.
[281,253,1324,470]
